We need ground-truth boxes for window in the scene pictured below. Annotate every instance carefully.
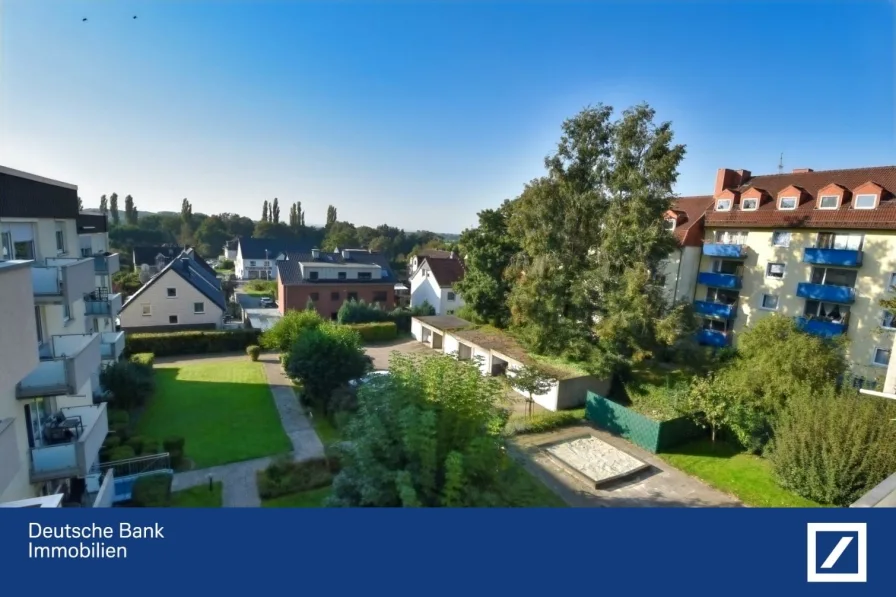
[804,301,849,323]
[348,292,358,301]
[872,347,891,367]
[771,231,791,247]
[357,272,371,280]
[166,288,177,298]
[169,315,179,325]
[249,260,256,267]
[309,271,319,280]
[264,261,270,266]
[714,230,747,245]
[760,294,779,310]
[310,292,319,301]
[702,319,727,332]
[810,267,857,287]
[447,310,455,315]
[142,304,152,316]
[193,302,205,314]
[779,197,797,210]
[889,273,896,292]
[741,198,758,210]
[372,291,387,302]
[338,272,347,280]
[330,313,338,321]
[881,311,896,330]
[55,222,65,253]
[766,263,785,279]
[705,288,739,305]
[854,194,877,209]
[818,195,839,209]
[663,219,676,231]
[81,247,92,257]
[35,306,43,344]
[330,291,340,300]
[715,199,732,211]
[711,260,740,275]
[447,292,456,301]
[653,274,667,286]
[816,232,863,251]
[1,223,35,259]
[62,302,71,320]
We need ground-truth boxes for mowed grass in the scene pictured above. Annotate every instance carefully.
[170,482,223,507]
[262,486,332,508]
[660,439,823,508]
[138,362,292,468]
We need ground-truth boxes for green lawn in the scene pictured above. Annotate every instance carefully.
[503,460,567,507]
[170,482,223,507]
[613,362,705,421]
[262,486,332,508]
[138,362,292,468]
[309,406,341,446]
[660,439,823,507]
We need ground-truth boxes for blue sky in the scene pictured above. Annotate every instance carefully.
[1,1,893,232]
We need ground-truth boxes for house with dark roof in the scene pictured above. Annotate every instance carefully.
[235,238,314,280]
[276,248,396,319]
[132,245,182,275]
[119,249,226,332]
[408,249,455,277]
[410,255,465,316]
[223,238,238,261]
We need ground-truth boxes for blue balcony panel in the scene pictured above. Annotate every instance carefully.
[795,282,855,304]
[802,248,862,267]
[703,243,747,259]
[697,271,742,290]
[795,317,848,338]
[697,329,730,348]
[693,300,736,320]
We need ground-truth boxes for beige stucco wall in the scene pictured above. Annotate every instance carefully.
[119,269,224,329]
[0,217,79,261]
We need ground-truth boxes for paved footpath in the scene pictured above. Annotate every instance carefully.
[170,354,325,507]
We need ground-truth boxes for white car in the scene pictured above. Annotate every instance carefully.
[259,297,274,307]
[348,370,390,388]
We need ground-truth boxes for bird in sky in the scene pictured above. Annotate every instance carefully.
[133,16,138,19]
[82,17,87,22]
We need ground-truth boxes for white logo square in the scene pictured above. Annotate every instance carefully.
[807,522,867,583]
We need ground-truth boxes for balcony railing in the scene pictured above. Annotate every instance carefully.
[17,333,102,398]
[31,258,95,305]
[100,331,125,361]
[802,248,863,268]
[697,271,742,290]
[796,316,849,338]
[30,404,108,483]
[693,300,737,320]
[697,329,729,347]
[703,243,747,259]
[93,253,120,275]
[84,288,123,317]
[796,282,856,304]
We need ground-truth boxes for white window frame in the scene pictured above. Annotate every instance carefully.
[715,199,732,211]
[778,196,798,210]
[853,194,877,210]
[818,195,840,210]
[142,304,152,316]
[55,222,66,254]
[249,260,256,267]
[663,219,676,231]
[771,231,791,247]
[741,198,758,211]
[765,262,786,279]
[447,292,456,302]
[872,347,891,367]
[166,288,177,298]
[888,272,896,292]
[168,315,179,325]
[881,310,896,330]
[760,294,779,311]
[193,302,205,314]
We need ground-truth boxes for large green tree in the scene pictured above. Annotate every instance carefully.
[326,205,337,228]
[99,194,108,215]
[271,198,280,224]
[124,195,138,225]
[322,221,360,251]
[109,192,120,225]
[194,215,230,257]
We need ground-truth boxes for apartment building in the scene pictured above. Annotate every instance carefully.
[0,166,112,506]
[660,195,714,303]
[277,248,396,319]
[662,165,896,382]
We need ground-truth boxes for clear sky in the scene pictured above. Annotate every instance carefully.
[1,1,893,232]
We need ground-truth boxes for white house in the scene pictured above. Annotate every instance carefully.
[234,238,298,280]
[119,249,226,331]
[408,249,453,277]
[410,257,465,315]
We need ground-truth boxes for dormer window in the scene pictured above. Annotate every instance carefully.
[741,198,758,211]
[779,197,797,210]
[853,194,877,210]
[663,219,676,231]
[818,195,840,210]
[715,199,732,211]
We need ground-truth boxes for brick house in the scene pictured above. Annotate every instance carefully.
[277,248,396,320]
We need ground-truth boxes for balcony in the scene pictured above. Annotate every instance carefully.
[100,331,125,362]
[697,329,729,347]
[697,271,742,290]
[31,258,95,305]
[703,243,747,259]
[16,333,101,399]
[84,288,123,317]
[0,418,20,496]
[796,282,856,304]
[693,300,737,320]
[93,253,120,275]
[795,316,849,338]
[802,248,863,268]
[29,404,108,483]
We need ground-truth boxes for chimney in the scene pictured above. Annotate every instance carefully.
[792,168,813,174]
[714,168,750,197]
[311,248,320,259]
[341,249,351,260]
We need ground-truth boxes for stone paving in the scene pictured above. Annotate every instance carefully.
[169,354,324,507]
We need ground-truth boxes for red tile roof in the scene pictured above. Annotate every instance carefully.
[705,165,896,230]
[425,257,465,288]
[669,195,714,246]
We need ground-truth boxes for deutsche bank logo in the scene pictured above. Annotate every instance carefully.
[806,523,867,583]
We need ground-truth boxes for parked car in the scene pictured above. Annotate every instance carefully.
[259,296,274,307]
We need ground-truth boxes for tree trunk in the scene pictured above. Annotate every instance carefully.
[710,426,716,443]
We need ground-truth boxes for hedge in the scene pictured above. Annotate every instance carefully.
[130,474,173,507]
[505,408,586,435]
[130,353,155,366]
[347,321,398,343]
[125,329,261,357]
[256,456,332,499]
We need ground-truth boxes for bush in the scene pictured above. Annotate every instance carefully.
[505,409,586,435]
[260,310,323,352]
[246,345,261,361]
[347,322,397,343]
[101,361,155,411]
[126,330,261,357]
[103,436,122,449]
[126,436,146,455]
[107,446,136,461]
[130,474,173,507]
[247,279,277,298]
[108,410,130,427]
[142,440,162,455]
[337,299,389,324]
[219,259,234,270]
[256,456,332,499]
[130,353,155,367]
[769,385,896,506]
[110,423,130,443]
[163,436,186,468]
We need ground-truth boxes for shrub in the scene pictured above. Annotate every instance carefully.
[130,474,173,507]
[126,330,261,357]
[163,436,186,468]
[142,440,162,455]
[347,322,397,343]
[247,279,277,297]
[505,409,586,435]
[126,436,146,455]
[107,446,136,461]
[219,259,234,270]
[260,310,323,352]
[337,299,389,324]
[256,456,332,499]
[103,436,122,449]
[108,410,130,427]
[110,423,130,442]
[769,385,896,506]
[101,361,155,411]
[130,353,155,367]
[246,345,261,361]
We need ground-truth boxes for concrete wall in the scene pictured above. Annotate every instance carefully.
[556,375,613,410]
[661,246,702,304]
[411,318,423,342]
[0,265,38,395]
[852,471,896,508]
[120,269,224,330]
